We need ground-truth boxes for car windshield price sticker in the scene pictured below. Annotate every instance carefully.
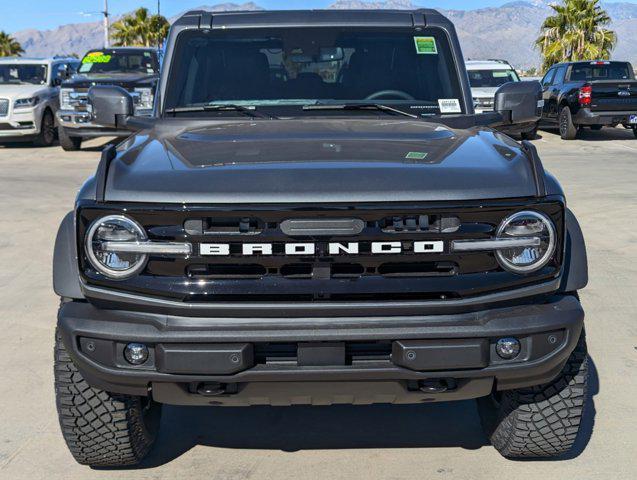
[438,98,462,113]
[82,52,112,64]
[414,36,437,54]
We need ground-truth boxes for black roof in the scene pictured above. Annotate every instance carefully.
[172,9,448,29]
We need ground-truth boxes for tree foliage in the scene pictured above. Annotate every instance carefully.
[536,0,616,72]
[0,31,24,57]
[112,8,169,48]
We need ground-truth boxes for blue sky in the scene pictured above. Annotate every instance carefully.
[0,0,635,32]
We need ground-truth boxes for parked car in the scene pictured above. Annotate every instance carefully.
[0,57,78,146]
[539,60,637,139]
[467,59,538,139]
[53,9,588,466]
[56,47,160,151]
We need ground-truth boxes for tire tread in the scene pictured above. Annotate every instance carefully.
[480,332,588,458]
[54,330,159,466]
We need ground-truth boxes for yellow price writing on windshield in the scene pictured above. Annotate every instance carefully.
[82,53,112,64]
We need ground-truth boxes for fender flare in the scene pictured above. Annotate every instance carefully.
[53,211,84,299]
[560,208,588,292]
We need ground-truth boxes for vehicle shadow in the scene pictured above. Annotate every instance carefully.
[539,126,635,142]
[103,355,598,470]
[576,127,635,141]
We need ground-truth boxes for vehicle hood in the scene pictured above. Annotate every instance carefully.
[471,87,498,99]
[64,73,157,89]
[105,118,538,204]
[0,84,49,100]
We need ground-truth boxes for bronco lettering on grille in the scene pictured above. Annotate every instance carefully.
[199,241,445,256]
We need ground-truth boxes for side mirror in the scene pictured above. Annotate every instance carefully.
[88,85,134,129]
[494,81,543,126]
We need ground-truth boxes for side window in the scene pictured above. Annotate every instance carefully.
[542,68,555,87]
[53,63,72,81]
[553,66,567,85]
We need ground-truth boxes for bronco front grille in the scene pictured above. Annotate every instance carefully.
[0,99,9,117]
[78,200,564,302]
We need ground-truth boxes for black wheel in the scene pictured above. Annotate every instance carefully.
[478,329,588,459]
[590,125,603,131]
[558,107,578,140]
[520,124,538,140]
[633,127,637,139]
[58,126,82,151]
[33,109,56,147]
[54,329,161,467]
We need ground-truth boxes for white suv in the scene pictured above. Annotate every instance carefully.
[466,59,520,113]
[0,57,79,146]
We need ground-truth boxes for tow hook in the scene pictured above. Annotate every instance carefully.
[418,379,452,393]
[196,382,226,396]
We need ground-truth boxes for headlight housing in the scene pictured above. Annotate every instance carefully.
[60,88,73,110]
[85,215,148,279]
[495,210,556,273]
[134,87,154,111]
[14,96,40,109]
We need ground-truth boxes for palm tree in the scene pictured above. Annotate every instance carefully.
[112,8,169,47]
[0,31,24,57]
[536,0,616,72]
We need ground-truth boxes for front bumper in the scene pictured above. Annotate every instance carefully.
[0,107,40,139]
[573,108,637,126]
[56,110,131,138]
[58,293,584,406]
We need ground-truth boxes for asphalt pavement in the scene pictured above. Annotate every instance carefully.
[0,127,635,479]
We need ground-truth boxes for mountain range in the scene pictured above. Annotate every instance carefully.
[11,1,637,70]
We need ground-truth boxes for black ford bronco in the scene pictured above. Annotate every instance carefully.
[53,9,589,466]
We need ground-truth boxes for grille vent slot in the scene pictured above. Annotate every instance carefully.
[185,217,262,235]
[378,215,460,233]
[378,262,457,277]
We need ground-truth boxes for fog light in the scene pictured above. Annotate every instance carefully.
[124,343,149,365]
[496,337,521,360]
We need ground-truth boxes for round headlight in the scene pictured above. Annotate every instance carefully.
[85,215,148,279]
[496,211,556,274]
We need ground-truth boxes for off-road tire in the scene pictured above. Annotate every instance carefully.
[54,329,161,467]
[559,107,578,140]
[33,109,56,147]
[58,126,82,151]
[478,330,588,459]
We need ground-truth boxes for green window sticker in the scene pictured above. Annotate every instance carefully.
[405,151,429,160]
[414,36,437,55]
[82,53,112,64]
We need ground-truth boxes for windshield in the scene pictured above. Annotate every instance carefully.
[164,27,465,115]
[0,64,48,85]
[468,69,519,88]
[569,62,634,81]
[79,50,159,75]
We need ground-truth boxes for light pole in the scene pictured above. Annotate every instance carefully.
[102,0,110,48]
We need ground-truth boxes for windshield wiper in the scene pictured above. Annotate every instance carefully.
[302,103,419,119]
[165,104,276,119]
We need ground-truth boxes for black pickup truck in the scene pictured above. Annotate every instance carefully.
[56,47,160,151]
[540,60,637,139]
[53,9,588,466]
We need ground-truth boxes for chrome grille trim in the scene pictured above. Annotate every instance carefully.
[0,99,9,117]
